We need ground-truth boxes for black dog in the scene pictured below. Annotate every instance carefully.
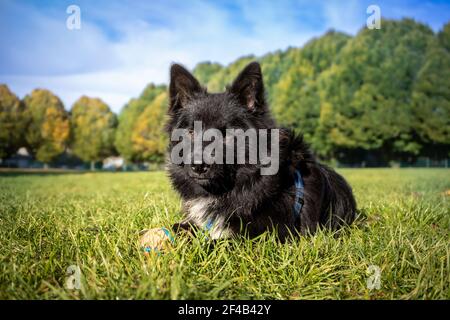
[166,62,356,241]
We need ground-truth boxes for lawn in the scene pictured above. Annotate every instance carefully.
[0,169,449,299]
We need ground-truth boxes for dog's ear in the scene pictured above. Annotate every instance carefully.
[169,64,203,111]
[229,62,265,111]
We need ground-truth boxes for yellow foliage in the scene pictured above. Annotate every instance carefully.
[131,92,168,161]
[24,89,70,163]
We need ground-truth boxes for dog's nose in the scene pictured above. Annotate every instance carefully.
[191,164,210,175]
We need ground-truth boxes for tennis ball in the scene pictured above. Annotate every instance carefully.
[139,227,174,255]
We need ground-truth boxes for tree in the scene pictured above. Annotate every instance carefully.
[269,31,350,156]
[70,96,117,170]
[23,89,70,166]
[131,92,168,163]
[115,84,166,163]
[193,62,223,84]
[438,22,450,51]
[313,19,435,162]
[0,85,26,159]
[411,37,450,158]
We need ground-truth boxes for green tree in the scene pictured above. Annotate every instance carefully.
[411,36,450,158]
[193,62,223,84]
[23,89,70,166]
[70,96,117,170]
[270,31,350,153]
[315,19,434,162]
[0,85,27,159]
[115,84,166,163]
[438,22,450,51]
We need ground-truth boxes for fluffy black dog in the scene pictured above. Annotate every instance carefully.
[166,62,356,241]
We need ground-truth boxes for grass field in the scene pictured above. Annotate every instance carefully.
[0,169,449,299]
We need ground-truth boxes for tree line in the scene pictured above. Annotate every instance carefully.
[0,19,449,168]
[0,86,118,168]
[194,19,450,165]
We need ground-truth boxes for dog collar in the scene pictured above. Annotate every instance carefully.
[293,169,305,220]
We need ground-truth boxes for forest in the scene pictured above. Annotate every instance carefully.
[1,19,449,168]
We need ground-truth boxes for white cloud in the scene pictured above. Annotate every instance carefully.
[323,0,365,34]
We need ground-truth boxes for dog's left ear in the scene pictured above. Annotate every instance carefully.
[229,62,265,111]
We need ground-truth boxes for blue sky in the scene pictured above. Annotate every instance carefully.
[1,0,449,112]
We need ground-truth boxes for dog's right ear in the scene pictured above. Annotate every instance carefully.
[169,64,203,112]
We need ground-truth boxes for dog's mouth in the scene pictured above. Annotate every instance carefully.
[191,175,222,191]
[191,176,211,185]
[188,171,235,195]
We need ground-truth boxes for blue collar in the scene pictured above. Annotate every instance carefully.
[293,169,305,220]
[205,219,214,231]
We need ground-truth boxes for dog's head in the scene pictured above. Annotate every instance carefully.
[165,62,276,195]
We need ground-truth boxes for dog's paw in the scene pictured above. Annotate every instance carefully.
[139,227,174,255]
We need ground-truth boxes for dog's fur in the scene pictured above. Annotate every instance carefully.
[166,62,356,240]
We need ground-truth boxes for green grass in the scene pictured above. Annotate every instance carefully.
[0,169,449,299]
